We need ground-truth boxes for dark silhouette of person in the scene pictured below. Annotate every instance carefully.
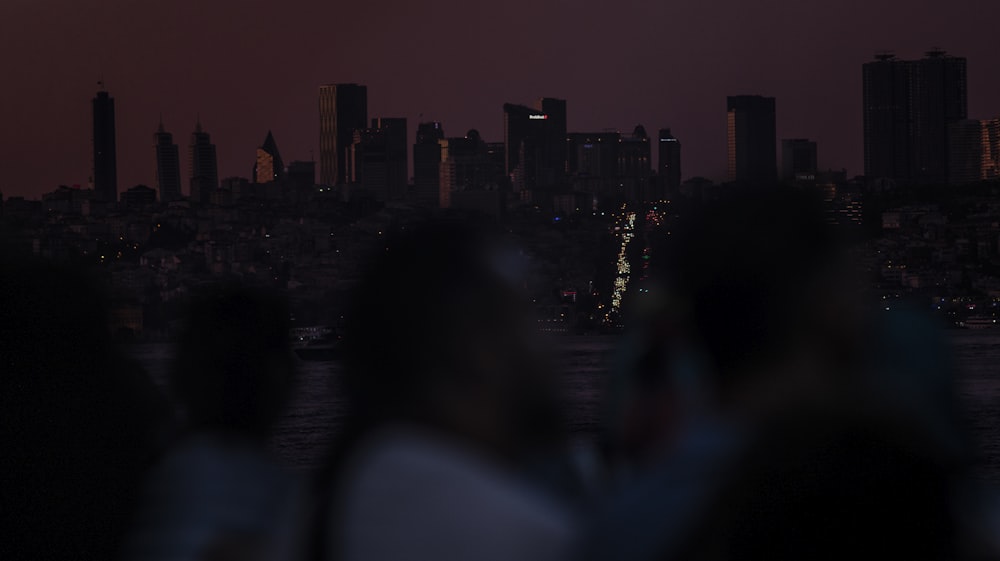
[585,187,991,561]
[122,282,299,561]
[308,218,576,561]
[0,256,169,560]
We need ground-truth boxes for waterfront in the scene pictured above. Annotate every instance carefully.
[130,331,1000,481]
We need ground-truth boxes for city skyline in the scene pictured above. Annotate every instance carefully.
[3,0,1000,198]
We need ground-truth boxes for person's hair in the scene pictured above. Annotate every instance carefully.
[340,218,520,425]
[170,282,294,435]
[1,256,167,559]
[652,186,841,380]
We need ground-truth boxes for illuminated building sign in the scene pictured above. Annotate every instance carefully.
[529,114,548,120]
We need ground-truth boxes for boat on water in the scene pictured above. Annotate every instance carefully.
[957,315,998,330]
[290,326,342,360]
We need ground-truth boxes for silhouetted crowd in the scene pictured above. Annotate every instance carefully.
[4,187,1000,560]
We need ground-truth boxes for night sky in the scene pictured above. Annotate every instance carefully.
[3,0,999,199]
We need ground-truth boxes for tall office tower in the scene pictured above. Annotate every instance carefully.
[92,89,118,202]
[414,122,445,205]
[949,119,1000,185]
[862,53,912,183]
[439,130,501,209]
[318,83,367,186]
[154,120,181,203]
[911,50,967,184]
[566,132,621,178]
[348,118,407,201]
[253,130,285,184]
[189,121,219,205]
[504,100,563,191]
[484,142,506,186]
[657,128,681,191]
[441,130,490,189]
[781,138,818,182]
[538,97,568,183]
[619,125,651,178]
[726,95,777,184]
[373,117,407,199]
[863,50,967,185]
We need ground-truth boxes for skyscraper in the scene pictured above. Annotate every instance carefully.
[348,118,407,201]
[727,95,777,184]
[949,118,1000,185]
[189,121,218,205]
[862,53,912,183]
[414,122,445,205]
[92,89,118,202]
[154,120,181,203]
[619,125,651,179]
[657,128,681,191]
[862,50,967,185]
[781,138,818,182]
[253,130,284,184]
[504,100,565,192]
[538,97,567,184]
[319,84,368,186]
[911,50,967,184]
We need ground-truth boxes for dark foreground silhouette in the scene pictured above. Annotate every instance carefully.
[1,256,168,560]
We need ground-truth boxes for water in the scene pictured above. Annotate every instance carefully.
[128,332,1000,480]
[948,331,1000,482]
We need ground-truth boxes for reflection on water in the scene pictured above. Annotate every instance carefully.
[129,332,1000,480]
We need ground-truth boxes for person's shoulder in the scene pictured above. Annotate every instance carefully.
[337,427,575,561]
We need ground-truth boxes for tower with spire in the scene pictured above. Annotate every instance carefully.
[253,130,285,184]
[189,119,218,205]
[154,118,182,202]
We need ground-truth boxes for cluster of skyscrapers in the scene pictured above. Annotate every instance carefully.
[84,49,997,208]
[315,85,683,213]
[94,88,222,206]
[863,49,999,186]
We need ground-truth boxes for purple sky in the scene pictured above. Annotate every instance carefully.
[3,0,999,199]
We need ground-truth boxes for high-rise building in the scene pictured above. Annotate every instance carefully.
[911,50,967,184]
[348,118,407,201]
[566,132,621,179]
[319,84,368,186]
[657,128,681,191]
[253,130,284,184]
[862,53,912,183]
[438,130,500,212]
[538,97,567,183]
[862,50,967,185]
[414,122,445,205]
[92,89,118,202]
[154,120,181,203]
[619,125,651,179]
[504,99,566,192]
[189,121,218,205]
[726,95,777,184]
[949,118,1000,185]
[781,138,818,182]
